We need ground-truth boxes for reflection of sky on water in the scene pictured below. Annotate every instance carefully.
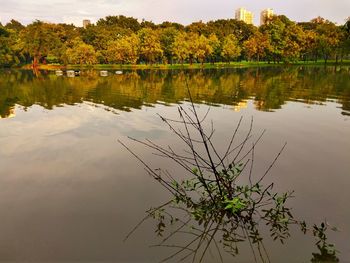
[0,98,349,262]
[0,103,169,159]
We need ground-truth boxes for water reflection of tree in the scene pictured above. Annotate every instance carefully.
[0,67,349,118]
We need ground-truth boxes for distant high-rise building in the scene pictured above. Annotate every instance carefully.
[235,8,254,25]
[83,19,91,29]
[260,9,274,25]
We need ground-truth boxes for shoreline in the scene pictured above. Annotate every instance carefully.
[15,60,350,71]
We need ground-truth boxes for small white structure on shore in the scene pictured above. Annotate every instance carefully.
[100,71,108,77]
[67,70,75,77]
[115,71,123,75]
[55,70,63,76]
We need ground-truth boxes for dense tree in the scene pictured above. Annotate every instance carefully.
[96,15,141,32]
[299,30,317,62]
[106,34,139,64]
[106,39,125,64]
[260,15,308,62]
[195,35,213,64]
[186,21,209,35]
[181,33,213,64]
[345,17,350,34]
[340,18,350,61]
[187,33,200,64]
[172,32,190,65]
[208,33,221,63]
[138,28,163,64]
[221,34,241,63]
[313,19,343,63]
[159,27,179,64]
[261,16,288,62]
[283,22,308,61]
[207,19,256,43]
[184,33,215,64]
[140,20,157,29]
[0,14,348,67]
[0,26,9,38]
[5,20,25,32]
[21,21,62,66]
[158,21,185,31]
[65,38,98,65]
[0,26,18,66]
[81,24,132,63]
[244,31,271,62]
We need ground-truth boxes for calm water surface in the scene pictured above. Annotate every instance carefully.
[0,67,349,262]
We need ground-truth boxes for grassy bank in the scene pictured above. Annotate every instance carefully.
[20,60,350,71]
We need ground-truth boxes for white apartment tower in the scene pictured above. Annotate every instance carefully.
[83,19,91,29]
[260,9,274,25]
[235,8,254,25]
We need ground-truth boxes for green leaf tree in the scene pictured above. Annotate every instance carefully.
[172,32,190,65]
[106,34,140,64]
[159,27,179,64]
[221,34,241,63]
[261,15,307,62]
[65,38,98,65]
[195,34,213,65]
[313,18,342,63]
[138,28,163,64]
[208,33,221,63]
[243,31,271,62]
[20,21,61,67]
[0,26,18,66]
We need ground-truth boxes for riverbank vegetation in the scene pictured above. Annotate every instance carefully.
[0,15,349,68]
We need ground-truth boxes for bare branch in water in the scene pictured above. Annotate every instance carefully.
[119,83,338,263]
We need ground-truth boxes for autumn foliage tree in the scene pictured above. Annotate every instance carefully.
[21,21,61,67]
[0,26,17,66]
[194,35,213,65]
[0,15,349,68]
[221,34,241,63]
[138,28,163,64]
[160,27,180,64]
[313,18,343,63]
[65,38,98,65]
[172,32,190,65]
[208,33,221,63]
[106,34,139,64]
[244,31,271,62]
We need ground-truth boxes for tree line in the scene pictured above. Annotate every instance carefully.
[0,15,350,67]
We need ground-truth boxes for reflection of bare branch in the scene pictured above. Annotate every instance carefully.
[257,142,287,185]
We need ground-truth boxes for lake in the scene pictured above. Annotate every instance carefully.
[0,66,349,262]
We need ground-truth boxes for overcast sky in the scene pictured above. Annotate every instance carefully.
[0,0,349,27]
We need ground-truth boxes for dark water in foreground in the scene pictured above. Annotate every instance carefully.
[0,67,349,262]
